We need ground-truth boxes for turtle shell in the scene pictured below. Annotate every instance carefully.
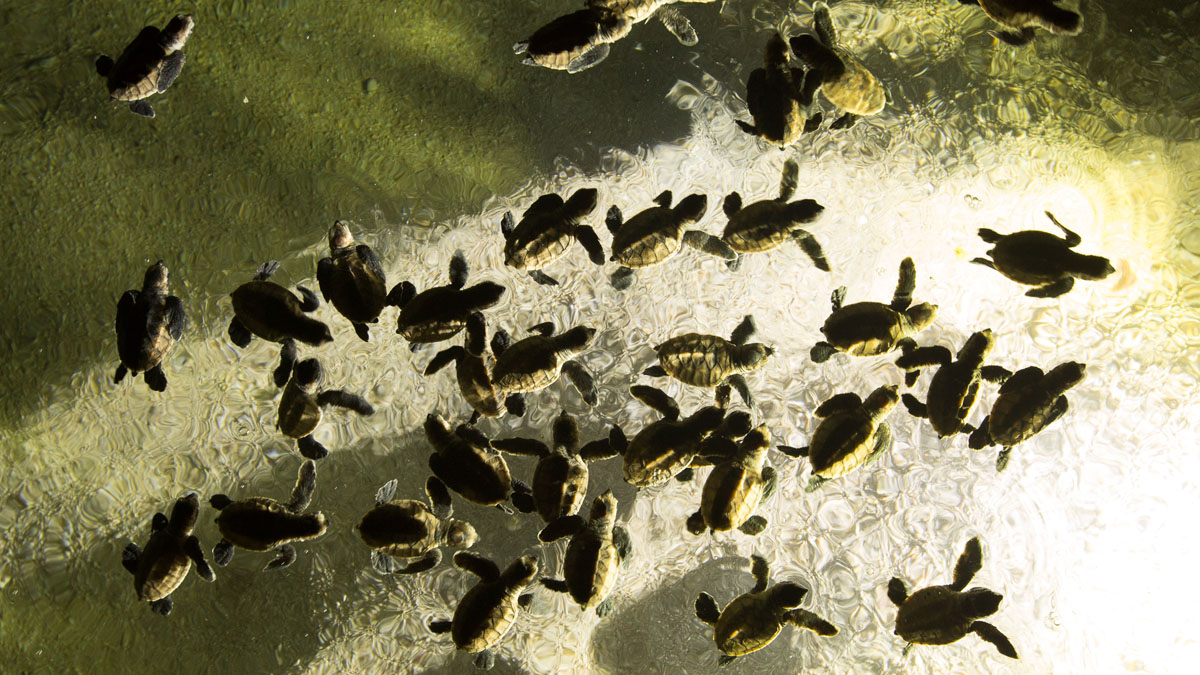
[822,53,884,116]
[522,9,630,71]
[452,581,521,653]
[563,525,621,609]
[821,302,905,356]
[116,296,174,373]
[430,437,513,506]
[722,201,800,253]
[325,248,387,323]
[277,381,321,439]
[358,500,439,559]
[214,497,328,552]
[807,409,879,478]
[714,593,784,656]
[622,418,710,487]
[610,207,687,268]
[533,453,588,523]
[504,209,576,271]
[458,355,503,418]
[134,530,191,602]
[925,363,982,437]
[987,382,1060,447]
[105,27,171,101]
[985,231,1075,286]
[231,280,324,345]
[397,286,471,343]
[894,586,973,646]
[655,333,743,387]
[700,463,765,532]
[491,335,562,393]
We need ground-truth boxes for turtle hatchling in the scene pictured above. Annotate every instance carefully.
[646,315,773,408]
[606,190,735,290]
[538,490,632,616]
[956,0,1082,46]
[426,311,505,422]
[789,2,885,129]
[603,385,726,487]
[720,159,828,272]
[357,475,478,575]
[500,189,604,285]
[114,260,185,392]
[316,221,391,341]
[695,555,837,666]
[898,329,1013,437]
[889,537,1018,659]
[425,413,529,508]
[96,14,193,118]
[277,357,374,460]
[210,460,328,569]
[810,257,936,363]
[121,493,215,616]
[686,423,776,537]
[736,32,824,147]
[780,385,899,491]
[392,249,506,347]
[228,260,333,386]
[972,211,1114,298]
[968,361,1086,471]
[428,552,539,670]
[490,322,598,412]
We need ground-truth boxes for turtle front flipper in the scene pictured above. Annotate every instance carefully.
[165,295,187,340]
[613,525,633,562]
[901,393,928,419]
[213,539,235,567]
[864,423,893,467]
[631,385,680,420]
[474,650,497,670]
[121,543,142,574]
[149,597,173,616]
[980,365,1011,384]
[386,280,415,309]
[375,479,399,506]
[371,550,396,574]
[726,375,755,409]
[143,365,167,392]
[316,389,375,415]
[395,549,442,575]
[695,592,721,625]
[296,286,321,312]
[352,322,370,341]
[972,621,1018,659]
[1045,211,1082,246]
[792,230,831,272]
[969,256,997,270]
[681,230,738,261]
[951,537,983,591]
[505,394,527,418]
[287,460,318,512]
[297,435,330,460]
[886,577,908,606]
[968,417,992,450]
[491,437,550,457]
[992,27,1037,47]
[611,266,636,291]
[785,608,838,635]
[274,339,298,387]
[157,51,186,92]
[575,226,605,265]
[804,474,828,492]
[685,510,707,535]
[891,257,916,311]
[810,341,838,363]
[453,551,500,581]
[185,535,215,582]
[730,315,757,346]
[749,555,770,592]
[129,100,155,118]
[114,363,130,384]
[1026,277,1074,298]
[428,618,453,633]
[541,577,569,593]
[567,43,610,74]
[529,269,559,286]
[539,514,586,543]
[267,544,297,570]
[738,515,768,536]
[735,119,760,139]
[562,360,598,406]
[895,345,952,373]
[657,7,698,46]
[228,317,252,348]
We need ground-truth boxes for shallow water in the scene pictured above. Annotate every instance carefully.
[1,0,1199,673]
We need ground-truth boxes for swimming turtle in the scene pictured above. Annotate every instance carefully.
[695,555,837,666]
[210,460,328,569]
[810,257,937,363]
[645,315,773,408]
[789,2,885,129]
[428,552,539,670]
[277,357,375,460]
[779,384,900,491]
[720,159,828,272]
[538,490,632,616]
[500,189,604,286]
[685,405,756,473]
[425,413,529,508]
[897,329,1013,436]
[956,0,1082,46]
[971,211,1114,298]
[357,475,478,575]
[114,260,185,392]
[606,190,736,290]
[95,14,193,118]
[598,385,726,487]
[736,32,824,147]
[889,537,1018,659]
[228,260,333,387]
[426,311,505,422]
[686,424,776,536]
[391,249,506,347]
[121,493,215,616]
[490,322,598,412]
[968,361,1085,471]
[316,221,390,341]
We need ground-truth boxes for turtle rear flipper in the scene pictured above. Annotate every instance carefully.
[972,621,1018,659]
[830,112,857,129]
[352,322,370,341]
[613,525,633,562]
[951,537,983,591]
[149,597,173,616]
[296,286,321,312]
[735,119,760,139]
[562,360,598,406]
[803,112,824,133]
[611,266,636,290]
[143,365,167,392]
[448,250,469,289]
[371,550,396,574]
[722,192,742,218]
[657,7,698,46]
[1027,277,1074,298]
[804,474,827,492]
[793,230,830,271]
[288,460,318,512]
[726,375,755,409]
[968,417,992,450]
[95,55,114,77]
[886,577,908,606]
[504,393,526,418]
[129,100,155,118]
[695,592,721,625]
[567,43,610,73]
[114,363,130,384]
[227,318,250,348]
[738,515,768,536]
[273,339,298,387]
[185,535,215,582]
[685,510,707,535]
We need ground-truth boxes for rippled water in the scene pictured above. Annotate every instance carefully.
[1,0,1198,673]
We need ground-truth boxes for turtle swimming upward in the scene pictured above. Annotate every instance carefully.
[646,315,773,408]
[606,190,735,290]
[392,249,506,347]
[114,260,185,392]
[317,221,391,341]
[789,2,885,129]
[96,14,194,118]
[968,360,1086,471]
[736,32,824,147]
[121,493,215,616]
[428,553,539,670]
[276,357,375,460]
[500,189,604,286]
[357,475,478,576]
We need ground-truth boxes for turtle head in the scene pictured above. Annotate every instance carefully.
[328,221,354,251]
[686,406,727,437]
[169,493,201,534]
[588,490,617,526]
[962,587,1003,618]
[142,260,169,295]
[502,555,540,587]
[160,15,195,53]
[768,582,808,609]
[958,329,995,364]
[737,424,772,465]
[735,343,773,372]
[563,188,599,221]
[424,413,453,443]
[556,325,597,352]
[903,303,937,332]
[1047,361,1086,390]
[443,519,479,550]
[294,358,323,389]
[865,385,900,417]
[764,32,789,66]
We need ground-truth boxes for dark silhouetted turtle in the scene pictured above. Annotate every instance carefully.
[500,189,604,285]
[968,361,1085,471]
[898,329,1013,436]
[392,249,506,347]
[810,257,937,363]
[789,2,885,129]
[606,190,735,290]
[956,0,1082,46]
[490,322,598,413]
[425,413,529,508]
[736,32,824,147]
[684,405,757,475]
[210,460,328,569]
[276,358,374,460]
[538,490,632,616]
[228,260,333,386]
[889,537,1018,659]
[95,14,193,118]
[316,221,390,341]
[426,311,504,422]
[780,385,899,491]
[114,260,185,392]
[686,424,776,537]
[646,315,773,408]
[721,159,828,272]
[600,385,726,487]
[428,552,539,670]
[357,475,478,575]
[971,211,1114,298]
[695,555,837,666]
[121,493,215,616]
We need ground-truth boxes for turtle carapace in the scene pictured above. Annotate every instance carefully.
[114,260,185,392]
[780,385,899,491]
[646,315,772,408]
[95,14,194,118]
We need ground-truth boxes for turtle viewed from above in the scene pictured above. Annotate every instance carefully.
[956,0,1082,46]
[686,423,777,537]
[789,2,885,129]
[780,384,900,491]
[121,493,215,616]
[606,189,736,290]
[425,413,530,509]
[490,322,599,413]
[971,211,1114,298]
[898,329,1013,436]
[425,311,505,422]
[537,490,632,616]
[114,260,185,392]
[720,158,828,272]
[736,32,824,147]
[357,475,478,576]
[428,552,539,670]
[646,315,773,408]
[316,221,392,342]
[210,460,328,570]
[599,384,726,487]
[500,189,604,286]
[695,555,837,666]
[276,357,375,460]
[968,360,1086,471]
[95,14,194,118]
[392,249,506,347]
[228,260,333,386]
[889,537,1018,659]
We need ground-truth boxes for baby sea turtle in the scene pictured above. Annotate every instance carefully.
[114,260,185,392]
[316,221,390,341]
[392,249,506,347]
[425,413,528,508]
[538,490,632,616]
[121,493,215,616]
[736,32,823,147]
[971,211,1114,298]
[720,159,828,272]
[210,460,328,569]
[956,0,1082,46]
[968,361,1085,471]
[889,537,1018,659]
[606,190,736,290]
[426,311,505,422]
[897,329,1012,437]
[646,315,773,408]
[428,552,539,670]
[490,322,598,412]
[686,424,776,536]
[277,357,375,460]
[95,14,193,118]
[810,257,937,363]
[357,475,478,575]
[228,260,333,387]
[603,385,726,487]
[500,189,604,286]
[695,555,837,666]
[780,385,900,491]
[789,2,885,129]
